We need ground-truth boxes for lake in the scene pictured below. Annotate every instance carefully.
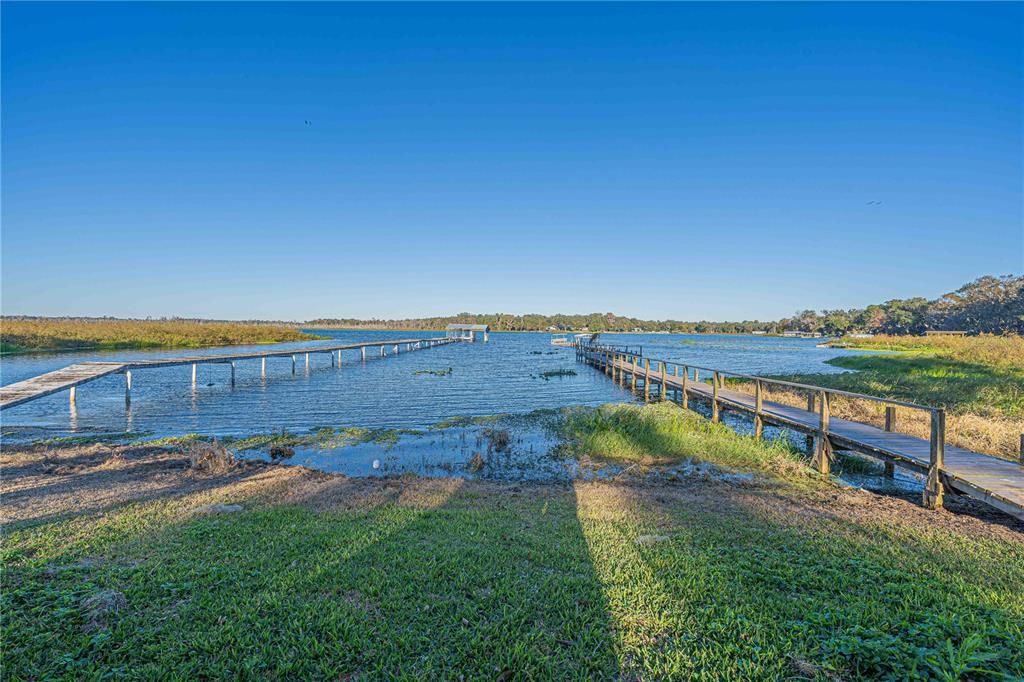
[0,331,862,442]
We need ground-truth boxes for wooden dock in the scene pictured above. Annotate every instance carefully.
[579,343,1024,521]
[0,337,456,412]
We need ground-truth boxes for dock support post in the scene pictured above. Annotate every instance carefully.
[644,359,651,402]
[230,362,236,387]
[292,355,296,375]
[124,371,132,407]
[192,363,198,385]
[631,356,638,392]
[681,366,688,409]
[604,350,611,377]
[361,347,366,361]
[712,372,720,423]
[261,358,266,378]
[812,391,831,475]
[805,393,815,452]
[331,352,335,367]
[924,409,945,510]
[754,380,764,439]
[305,353,310,370]
[660,362,667,401]
[69,385,77,407]
[380,345,385,357]
[884,406,896,477]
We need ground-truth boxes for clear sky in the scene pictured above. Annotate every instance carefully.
[2,2,1021,321]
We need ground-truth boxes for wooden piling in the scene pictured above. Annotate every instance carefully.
[813,391,831,475]
[69,385,76,406]
[124,371,132,407]
[644,359,651,402]
[660,361,667,401]
[884,406,896,477]
[631,356,638,392]
[924,409,945,510]
[192,363,198,385]
[754,380,763,439]
[712,372,720,423]
[230,362,236,387]
[681,366,688,409]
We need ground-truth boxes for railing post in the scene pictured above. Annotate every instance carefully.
[712,371,720,423]
[673,365,679,403]
[883,406,896,477]
[681,366,688,409]
[644,359,651,402]
[754,380,763,439]
[805,392,815,451]
[631,356,638,392]
[605,350,611,377]
[813,390,831,475]
[619,354,626,387]
[924,408,945,510]
[660,361,667,401]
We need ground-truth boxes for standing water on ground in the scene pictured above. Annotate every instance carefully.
[1,331,861,441]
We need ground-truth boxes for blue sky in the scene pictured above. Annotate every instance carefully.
[2,2,1021,321]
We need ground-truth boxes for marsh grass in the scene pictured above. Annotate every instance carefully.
[558,402,808,475]
[732,337,1024,460]
[1,318,321,353]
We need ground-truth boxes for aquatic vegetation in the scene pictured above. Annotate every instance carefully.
[539,369,577,380]
[1,318,322,353]
[558,402,807,475]
[414,367,453,376]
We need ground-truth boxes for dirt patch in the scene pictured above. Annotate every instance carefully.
[80,589,127,633]
[3,442,1021,544]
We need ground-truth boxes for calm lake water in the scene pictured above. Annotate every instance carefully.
[0,331,863,442]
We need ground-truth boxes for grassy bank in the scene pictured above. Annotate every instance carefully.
[724,335,1024,460]
[1,319,322,353]
[3,438,1022,679]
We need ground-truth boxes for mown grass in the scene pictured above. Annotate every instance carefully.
[2,475,1022,679]
[1,318,322,353]
[558,402,808,475]
[762,335,1024,460]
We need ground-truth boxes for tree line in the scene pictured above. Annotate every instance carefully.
[306,275,1023,336]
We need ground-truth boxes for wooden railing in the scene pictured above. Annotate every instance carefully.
[578,341,947,507]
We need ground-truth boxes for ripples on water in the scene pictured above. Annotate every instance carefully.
[1,331,862,442]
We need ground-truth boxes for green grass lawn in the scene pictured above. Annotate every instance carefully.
[4,473,1023,679]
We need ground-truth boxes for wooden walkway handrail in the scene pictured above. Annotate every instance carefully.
[0,336,457,412]
[577,343,1023,520]
[584,343,936,413]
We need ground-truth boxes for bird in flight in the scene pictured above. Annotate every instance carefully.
[304,120,312,126]
[865,200,882,205]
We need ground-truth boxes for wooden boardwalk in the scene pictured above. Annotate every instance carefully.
[582,345,1024,521]
[0,337,455,412]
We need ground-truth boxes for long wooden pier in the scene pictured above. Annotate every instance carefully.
[579,343,1024,521]
[0,337,457,412]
